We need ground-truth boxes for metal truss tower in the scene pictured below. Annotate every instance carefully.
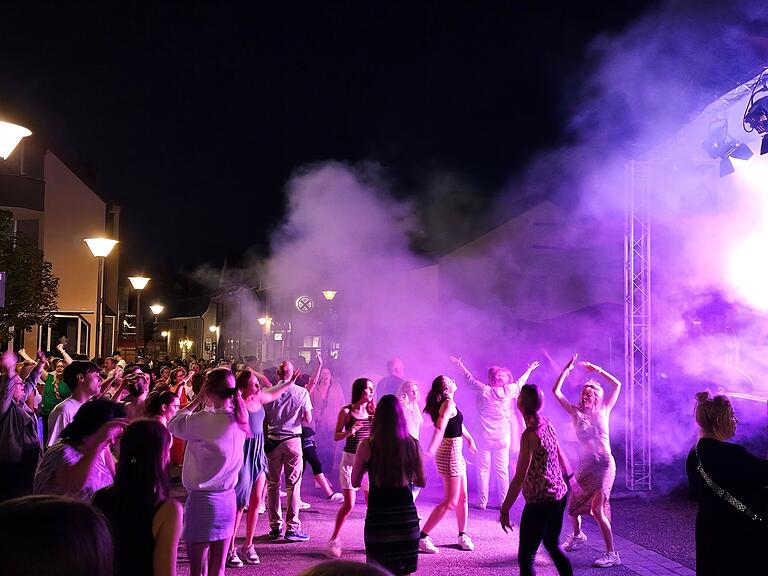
[624,159,652,491]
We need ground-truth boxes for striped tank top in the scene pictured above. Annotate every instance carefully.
[343,407,372,454]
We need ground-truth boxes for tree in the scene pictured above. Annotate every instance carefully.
[0,209,59,341]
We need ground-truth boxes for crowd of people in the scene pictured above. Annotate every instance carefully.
[1,343,766,576]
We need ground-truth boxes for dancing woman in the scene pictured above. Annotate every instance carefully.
[352,394,425,575]
[449,356,539,509]
[499,384,573,576]
[327,378,375,558]
[419,375,477,554]
[168,368,249,576]
[226,368,296,567]
[552,355,621,568]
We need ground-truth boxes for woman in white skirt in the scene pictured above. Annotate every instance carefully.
[419,375,477,554]
[168,368,249,576]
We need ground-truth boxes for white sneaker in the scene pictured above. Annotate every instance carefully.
[298,500,311,510]
[562,532,587,551]
[593,551,621,568]
[419,536,439,554]
[226,549,243,568]
[458,533,475,551]
[327,538,342,558]
[329,491,344,503]
[239,544,260,565]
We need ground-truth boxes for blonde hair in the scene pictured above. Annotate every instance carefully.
[487,365,512,384]
[579,379,604,411]
[694,390,733,438]
[397,379,419,402]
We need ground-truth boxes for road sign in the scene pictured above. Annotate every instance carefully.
[295,296,313,313]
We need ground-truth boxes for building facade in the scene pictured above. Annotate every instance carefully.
[0,137,119,357]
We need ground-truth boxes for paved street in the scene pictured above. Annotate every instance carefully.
[175,470,698,576]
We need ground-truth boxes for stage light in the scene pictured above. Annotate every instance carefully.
[702,124,753,177]
[744,96,768,155]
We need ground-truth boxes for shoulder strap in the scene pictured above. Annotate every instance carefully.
[695,443,764,522]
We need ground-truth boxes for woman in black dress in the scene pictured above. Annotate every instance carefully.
[352,394,425,575]
[686,391,768,576]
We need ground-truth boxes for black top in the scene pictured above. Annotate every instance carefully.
[93,487,160,576]
[444,407,463,439]
[686,438,768,576]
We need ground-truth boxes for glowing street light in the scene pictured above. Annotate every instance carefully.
[128,276,150,360]
[0,120,32,159]
[322,290,337,301]
[257,316,271,326]
[84,238,118,357]
[209,325,220,359]
[149,304,164,360]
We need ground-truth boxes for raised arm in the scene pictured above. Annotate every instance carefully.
[449,355,485,391]
[583,361,622,413]
[20,348,49,381]
[305,350,322,395]
[1,350,18,414]
[552,354,578,417]
[54,419,127,493]
[257,375,295,403]
[56,343,74,365]
[426,399,454,456]
[514,360,541,388]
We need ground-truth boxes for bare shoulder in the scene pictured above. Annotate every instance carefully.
[152,498,183,537]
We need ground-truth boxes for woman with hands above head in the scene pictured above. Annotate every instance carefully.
[418,375,477,555]
[552,354,622,569]
[168,368,249,576]
[449,355,540,510]
[499,384,573,576]
[0,349,46,501]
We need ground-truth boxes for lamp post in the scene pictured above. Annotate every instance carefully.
[209,325,220,360]
[84,238,118,357]
[149,304,164,362]
[0,120,32,159]
[180,338,193,361]
[161,331,169,357]
[128,276,150,360]
[322,290,338,358]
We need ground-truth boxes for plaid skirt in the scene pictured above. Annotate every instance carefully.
[436,436,466,477]
[568,451,615,519]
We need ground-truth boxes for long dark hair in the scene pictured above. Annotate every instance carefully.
[424,375,451,424]
[350,378,375,415]
[145,390,178,417]
[369,395,421,487]
[113,419,171,506]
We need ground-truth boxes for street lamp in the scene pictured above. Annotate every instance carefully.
[161,330,169,356]
[0,120,32,159]
[84,238,118,357]
[128,276,150,360]
[322,290,337,301]
[150,304,164,361]
[209,325,220,360]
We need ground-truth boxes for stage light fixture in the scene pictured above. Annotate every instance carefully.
[744,96,768,155]
[702,124,753,177]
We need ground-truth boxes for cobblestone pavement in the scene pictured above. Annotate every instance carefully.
[174,475,698,575]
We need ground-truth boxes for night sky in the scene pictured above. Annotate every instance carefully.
[0,1,656,303]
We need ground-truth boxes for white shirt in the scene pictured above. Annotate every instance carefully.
[47,397,84,446]
[168,408,246,491]
[263,383,312,439]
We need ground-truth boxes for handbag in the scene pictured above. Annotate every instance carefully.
[695,444,765,523]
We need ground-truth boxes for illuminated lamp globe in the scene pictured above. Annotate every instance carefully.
[322,290,338,301]
[209,325,219,333]
[0,120,32,160]
[161,331,169,338]
[84,238,118,258]
[128,276,150,290]
[150,304,164,315]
